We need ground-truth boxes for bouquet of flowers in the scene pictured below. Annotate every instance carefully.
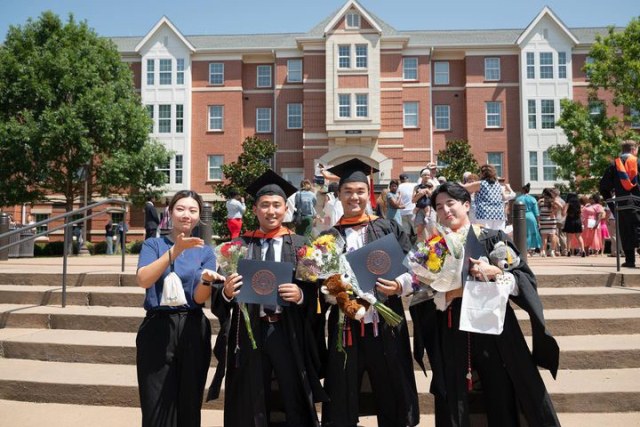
[214,241,256,350]
[296,231,345,281]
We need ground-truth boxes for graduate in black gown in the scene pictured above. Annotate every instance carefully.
[320,159,420,427]
[207,170,327,426]
[410,182,561,427]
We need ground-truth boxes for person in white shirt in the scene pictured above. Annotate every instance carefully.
[397,173,417,242]
[225,190,246,239]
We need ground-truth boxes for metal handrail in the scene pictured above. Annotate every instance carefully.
[605,195,640,272]
[0,199,131,307]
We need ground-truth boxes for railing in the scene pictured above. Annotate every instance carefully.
[605,195,640,272]
[0,199,131,307]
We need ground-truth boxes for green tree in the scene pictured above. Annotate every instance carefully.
[0,12,169,210]
[586,16,640,116]
[437,139,480,182]
[550,99,637,194]
[211,136,277,239]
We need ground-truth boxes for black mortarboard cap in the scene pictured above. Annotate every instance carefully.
[246,169,297,200]
[327,158,379,187]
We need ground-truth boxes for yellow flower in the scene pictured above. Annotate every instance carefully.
[306,247,315,258]
[427,253,442,272]
[313,234,336,252]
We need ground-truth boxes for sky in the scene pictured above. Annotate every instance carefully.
[1,0,639,40]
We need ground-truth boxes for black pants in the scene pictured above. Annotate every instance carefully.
[260,320,307,426]
[136,310,212,427]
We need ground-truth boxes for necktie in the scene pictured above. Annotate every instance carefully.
[263,239,277,314]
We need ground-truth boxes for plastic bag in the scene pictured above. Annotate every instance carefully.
[459,273,510,335]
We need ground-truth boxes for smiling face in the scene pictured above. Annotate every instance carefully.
[170,197,200,235]
[253,195,288,231]
[434,192,470,231]
[339,182,369,217]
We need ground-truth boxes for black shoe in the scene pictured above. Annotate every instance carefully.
[622,262,637,268]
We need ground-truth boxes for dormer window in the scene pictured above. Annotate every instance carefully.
[346,13,360,29]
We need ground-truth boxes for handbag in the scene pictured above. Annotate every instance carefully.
[160,249,188,306]
[292,192,302,224]
[587,218,598,229]
[459,268,511,335]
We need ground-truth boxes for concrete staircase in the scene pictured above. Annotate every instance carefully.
[1,272,640,426]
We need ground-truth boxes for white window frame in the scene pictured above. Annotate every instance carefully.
[158,104,171,133]
[589,100,603,118]
[558,52,567,79]
[542,151,557,181]
[487,152,504,178]
[146,59,155,85]
[287,59,302,83]
[403,57,418,80]
[539,52,554,79]
[208,155,224,181]
[209,63,224,85]
[527,100,537,129]
[529,151,539,181]
[176,59,185,85]
[403,102,419,128]
[34,214,49,234]
[355,94,368,118]
[355,44,368,69]
[159,59,172,85]
[338,94,351,118]
[434,105,450,130]
[208,105,224,131]
[526,52,535,79]
[346,13,360,29]
[176,104,184,134]
[174,154,183,185]
[257,65,272,88]
[540,99,555,129]
[338,45,351,69]
[485,102,501,128]
[484,57,500,81]
[434,61,449,85]
[256,107,272,133]
[287,103,303,129]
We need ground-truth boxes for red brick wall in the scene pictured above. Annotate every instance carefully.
[129,62,141,89]
[338,75,368,88]
[243,63,274,90]
[191,60,242,87]
[465,55,519,84]
[432,89,467,151]
[381,53,402,79]
[304,55,325,80]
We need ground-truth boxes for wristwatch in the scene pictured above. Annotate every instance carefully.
[201,279,214,287]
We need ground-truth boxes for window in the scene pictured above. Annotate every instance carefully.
[541,100,555,129]
[434,62,449,85]
[346,13,360,29]
[338,94,351,118]
[158,105,171,133]
[487,152,504,178]
[585,56,595,79]
[208,156,223,180]
[434,105,450,130]
[208,105,224,131]
[589,100,603,118]
[526,52,535,79]
[338,45,351,68]
[403,57,418,80]
[558,52,567,79]
[159,59,172,85]
[631,108,640,129]
[158,156,171,184]
[529,151,539,181]
[484,57,500,81]
[146,105,154,133]
[34,214,48,234]
[287,59,302,83]
[287,103,302,129]
[176,59,185,85]
[436,157,449,171]
[485,102,501,128]
[403,102,419,128]
[356,94,368,118]
[355,44,367,68]
[209,63,224,85]
[175,155,183,184]
[256,107,272,133]
[257,65,272,88]
[539,52,553,79]
[543,151,557,181]
[146,59,155,85]
[176,104,183,133]
[111,212,124,226]
[528,100,537,129]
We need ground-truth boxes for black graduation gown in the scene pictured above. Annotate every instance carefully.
[600,160,640,251]
[207,233,328,427]
[411,229,561,427]
[321,218,420,427]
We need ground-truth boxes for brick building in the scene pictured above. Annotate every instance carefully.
[8,0,637,243]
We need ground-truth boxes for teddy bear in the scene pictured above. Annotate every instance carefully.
[321,273,370,320]
[488,241,521,271]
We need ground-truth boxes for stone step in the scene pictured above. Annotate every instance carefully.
[3,400,638,427]
[3,285,640,310]
[2,304,640,336]
[2,328,639,371]
[0,359,638,414]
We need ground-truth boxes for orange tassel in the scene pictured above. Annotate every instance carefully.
[448,306,452,328]
[361,319,365,337]
[347,324,353,346]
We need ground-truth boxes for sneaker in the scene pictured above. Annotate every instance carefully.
[541,252,547,257]
[550,251,556,257]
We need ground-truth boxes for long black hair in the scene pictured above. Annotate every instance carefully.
[566,193,581,217]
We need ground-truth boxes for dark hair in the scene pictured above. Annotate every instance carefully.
[327,182,339,196]
[621,140,637,154]
[389,179,399,187]
[168,190,203,215]
[522,183,531,194]
[479,164,497,184]
[591,193,601,204]
[567,193,581,217]
[430,182,471,207]
[229,189,239,198]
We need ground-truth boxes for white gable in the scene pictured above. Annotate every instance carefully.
[517,6,578,46]
[135,16,195,53]
[323,0,383,34]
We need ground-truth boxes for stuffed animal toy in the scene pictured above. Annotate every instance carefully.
[488,241,521,271]
[321,273,370,320]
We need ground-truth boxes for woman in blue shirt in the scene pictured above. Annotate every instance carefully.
[136,190,223,427]
[515,183,542,254]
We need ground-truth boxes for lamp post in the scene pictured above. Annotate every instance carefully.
[77,163,91,256]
